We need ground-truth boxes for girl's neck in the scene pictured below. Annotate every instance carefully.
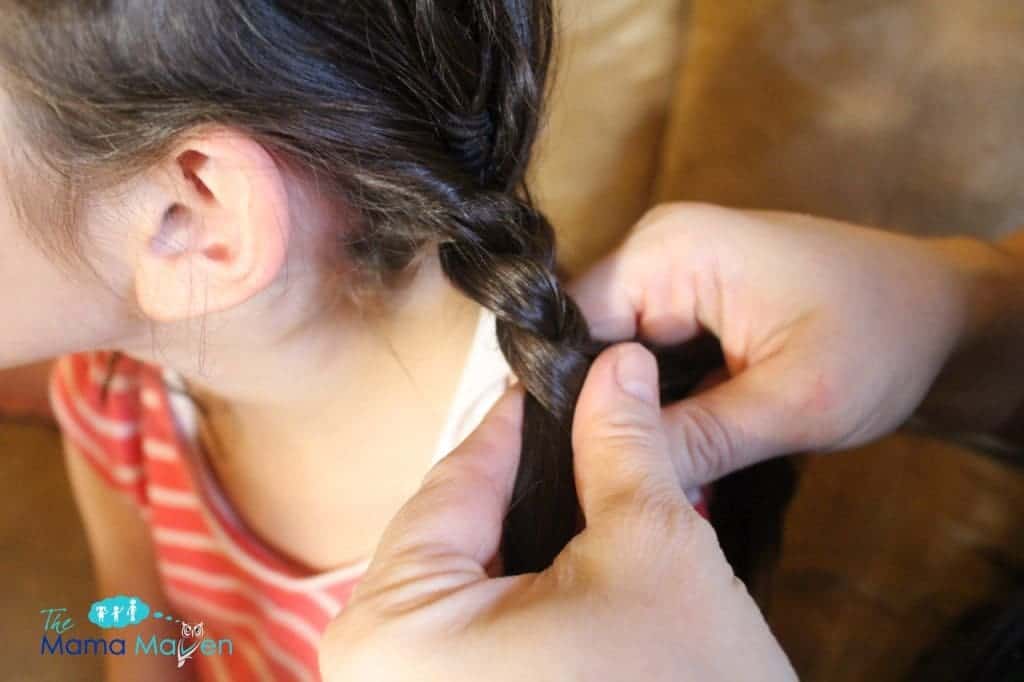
[162,267,485,571]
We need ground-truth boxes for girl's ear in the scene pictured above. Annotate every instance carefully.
[135,129,290,322]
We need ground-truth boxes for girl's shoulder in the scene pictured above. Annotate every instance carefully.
[49,351,159,507]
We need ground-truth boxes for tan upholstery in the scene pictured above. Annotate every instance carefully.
[654,1,1024,239]
[538,0,1024,276]
[532,0,692,274]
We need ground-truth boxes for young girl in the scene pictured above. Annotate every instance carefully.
[2,2,715,680]
[0,1,565,680]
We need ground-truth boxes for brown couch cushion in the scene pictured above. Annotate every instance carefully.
[655,0,1024,240]
[532,0,691,274]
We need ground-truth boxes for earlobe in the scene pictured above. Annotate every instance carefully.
[135,130,290,322]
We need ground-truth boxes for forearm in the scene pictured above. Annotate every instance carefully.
[917,229,1024,442]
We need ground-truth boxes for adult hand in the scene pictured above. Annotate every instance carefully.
[320,343,796,681]
[570,203,988,485]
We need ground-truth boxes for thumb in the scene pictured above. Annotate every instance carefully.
[572,343,686,521]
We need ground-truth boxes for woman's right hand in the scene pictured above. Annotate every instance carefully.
[569,203,1022,485]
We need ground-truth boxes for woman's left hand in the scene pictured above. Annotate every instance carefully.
[318,343,795,681]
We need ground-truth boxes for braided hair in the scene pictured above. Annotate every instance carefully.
[379,1,724,571]
[3,0,723,574]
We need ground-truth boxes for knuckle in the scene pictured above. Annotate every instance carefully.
[633,486,698,542]
[596,486,702,576]
[420,458,473,498]
[644,507,723,583]
[630,204,697,249]
[577,415,663,481]
[634,203,683,231]
[786,366,847,448]
[671,402,741,484]
[319,609,383,680]
[683,512,724,559]
[628,203,735,274]
[319,583,438,681]
[635,201,726,231]
[416,459,500,525]
[547,537,603,592]
[579,408,661,453]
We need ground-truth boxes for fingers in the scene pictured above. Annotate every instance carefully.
[567,252,639,341]
[367,387,525,579]
[568,232,705,346]
[570,338,814,507]
[661,355,819,486]
[570,235,811,488]
[571,343,688,521]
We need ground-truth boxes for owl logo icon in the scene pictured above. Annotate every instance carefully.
[176,621,205,668]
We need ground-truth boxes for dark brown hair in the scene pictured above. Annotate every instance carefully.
[1,0,722,574]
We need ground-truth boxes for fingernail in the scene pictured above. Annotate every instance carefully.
[615,344,658,406]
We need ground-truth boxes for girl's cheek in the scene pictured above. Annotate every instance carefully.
[0,214,121,369]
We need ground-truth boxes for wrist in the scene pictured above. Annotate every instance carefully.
[919,234,1024,437]
[925,235,1024,352]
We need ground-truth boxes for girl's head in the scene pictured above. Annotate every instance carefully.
[1,0,600,571]
[0,0,572,366]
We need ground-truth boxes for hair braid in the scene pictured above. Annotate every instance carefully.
[436,186,725,574]
[437,190,597,573]
[408,0,725,574]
